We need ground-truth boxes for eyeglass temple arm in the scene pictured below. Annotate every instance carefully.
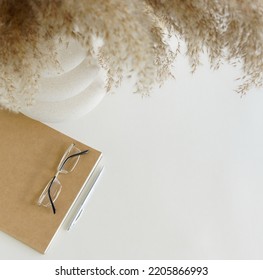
[48,175,57,214]
[59,149,89,172]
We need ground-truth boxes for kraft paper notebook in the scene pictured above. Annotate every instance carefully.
[0,110,102,254]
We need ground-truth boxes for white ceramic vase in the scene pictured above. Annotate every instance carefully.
[21,39,105,123]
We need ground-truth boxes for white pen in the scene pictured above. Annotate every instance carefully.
[67,166,104,231]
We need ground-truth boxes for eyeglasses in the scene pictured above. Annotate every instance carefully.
[37,143,89,214]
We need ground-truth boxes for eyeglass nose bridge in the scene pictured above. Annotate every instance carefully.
[55,168,67,177]
[52,168,67,186]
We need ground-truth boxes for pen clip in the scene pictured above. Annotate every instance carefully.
[74,208,83,222]
[69,208,83,230]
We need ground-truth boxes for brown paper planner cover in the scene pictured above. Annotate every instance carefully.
[0,110,102,254]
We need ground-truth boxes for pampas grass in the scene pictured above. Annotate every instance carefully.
[0,0,263,112]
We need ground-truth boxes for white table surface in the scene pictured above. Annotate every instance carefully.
[1,53,263,260]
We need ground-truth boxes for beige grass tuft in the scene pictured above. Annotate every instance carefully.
[0,0,262,111]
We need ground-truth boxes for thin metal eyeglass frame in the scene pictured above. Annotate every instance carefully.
[40,144,89,214]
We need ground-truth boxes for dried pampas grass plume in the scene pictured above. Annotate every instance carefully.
[147,0,263,93]
[0,0,263,112]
